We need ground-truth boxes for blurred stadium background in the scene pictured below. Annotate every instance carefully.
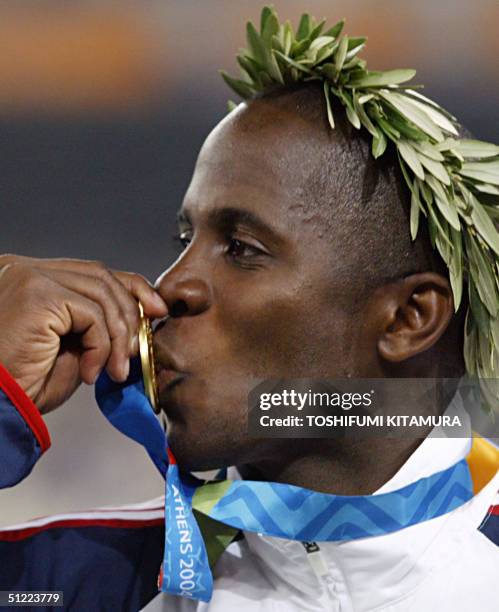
[0,0,498,525]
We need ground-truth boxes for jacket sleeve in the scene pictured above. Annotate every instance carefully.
[0,364,163,611]
[0,362,51,488]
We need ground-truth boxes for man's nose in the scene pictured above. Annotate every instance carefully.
[154,273,211,318]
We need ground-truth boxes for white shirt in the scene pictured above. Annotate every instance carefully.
[143,415,499,611]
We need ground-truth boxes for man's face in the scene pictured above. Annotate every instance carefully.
[153,100,377,471]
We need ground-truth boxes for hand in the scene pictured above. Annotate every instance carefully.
[0,255,167,414]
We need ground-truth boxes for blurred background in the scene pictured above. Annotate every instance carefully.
[0,0,498,525]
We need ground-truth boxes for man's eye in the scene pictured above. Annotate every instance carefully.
[174,232,192,249]
[226,238,262,259]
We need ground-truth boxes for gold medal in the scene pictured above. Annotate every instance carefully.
[138,302,159,413]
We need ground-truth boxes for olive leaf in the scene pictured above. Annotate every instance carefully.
[382,106,427,141]
[469,280,491,337]
[274,50,313,75]
[246,22,269,68]
[372,130,387,158]
[323,81,335,129]
[417,152,451,186]
[261,8,279,44]
[461,161,499,186]
[353,94,378,137]
[401,95,458,136]
[453,140,499,159]
[309,20,326,42]
[412,140,444,161]
[410,179,422,240]
[296,13,311,40]
[220,71,255,99]
[345,37,367,61]
[468,191,499,256]
[348,68,416,88]
[464,312,478,374]
[404,89,457,121]
[282,21,293,55]
[346,105,361,129]
[379,91,444,142]
[324,19,345,39]
[449,226,463,310]
[397,140,425,180]
[335,36,349,72]
[426,175,460,230]
[237,54,263,89]
[468,236,499,316]
[476,184,499,196]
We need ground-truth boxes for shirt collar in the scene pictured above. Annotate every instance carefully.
[376,393,471,493]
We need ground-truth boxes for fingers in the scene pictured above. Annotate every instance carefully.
[38,269,134,381]
[0,256,168,384]
[57,289,112,385]
[112,270,168,318]
[13,256,168,319]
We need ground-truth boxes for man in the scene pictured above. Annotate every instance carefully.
[0,10,498,612]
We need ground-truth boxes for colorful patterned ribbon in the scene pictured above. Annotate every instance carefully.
[95,361,474,603]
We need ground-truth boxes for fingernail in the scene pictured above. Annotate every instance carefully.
[122,360,130,381]
[152,292,166,309]
[130,334,139,355]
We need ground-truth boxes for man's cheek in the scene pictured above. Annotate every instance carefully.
[224,303,316,376]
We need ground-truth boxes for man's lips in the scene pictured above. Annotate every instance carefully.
[156,366,185,395]
[153,345,188,405]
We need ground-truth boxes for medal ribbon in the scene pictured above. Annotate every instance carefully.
[96,363,474,603]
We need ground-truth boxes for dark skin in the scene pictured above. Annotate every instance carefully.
[153,96,455,495]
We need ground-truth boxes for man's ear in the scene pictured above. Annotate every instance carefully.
[377,272,454,363]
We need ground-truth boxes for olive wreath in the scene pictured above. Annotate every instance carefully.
[220,6,499,411]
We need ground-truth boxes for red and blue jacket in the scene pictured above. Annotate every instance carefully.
[0,363,164,612]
